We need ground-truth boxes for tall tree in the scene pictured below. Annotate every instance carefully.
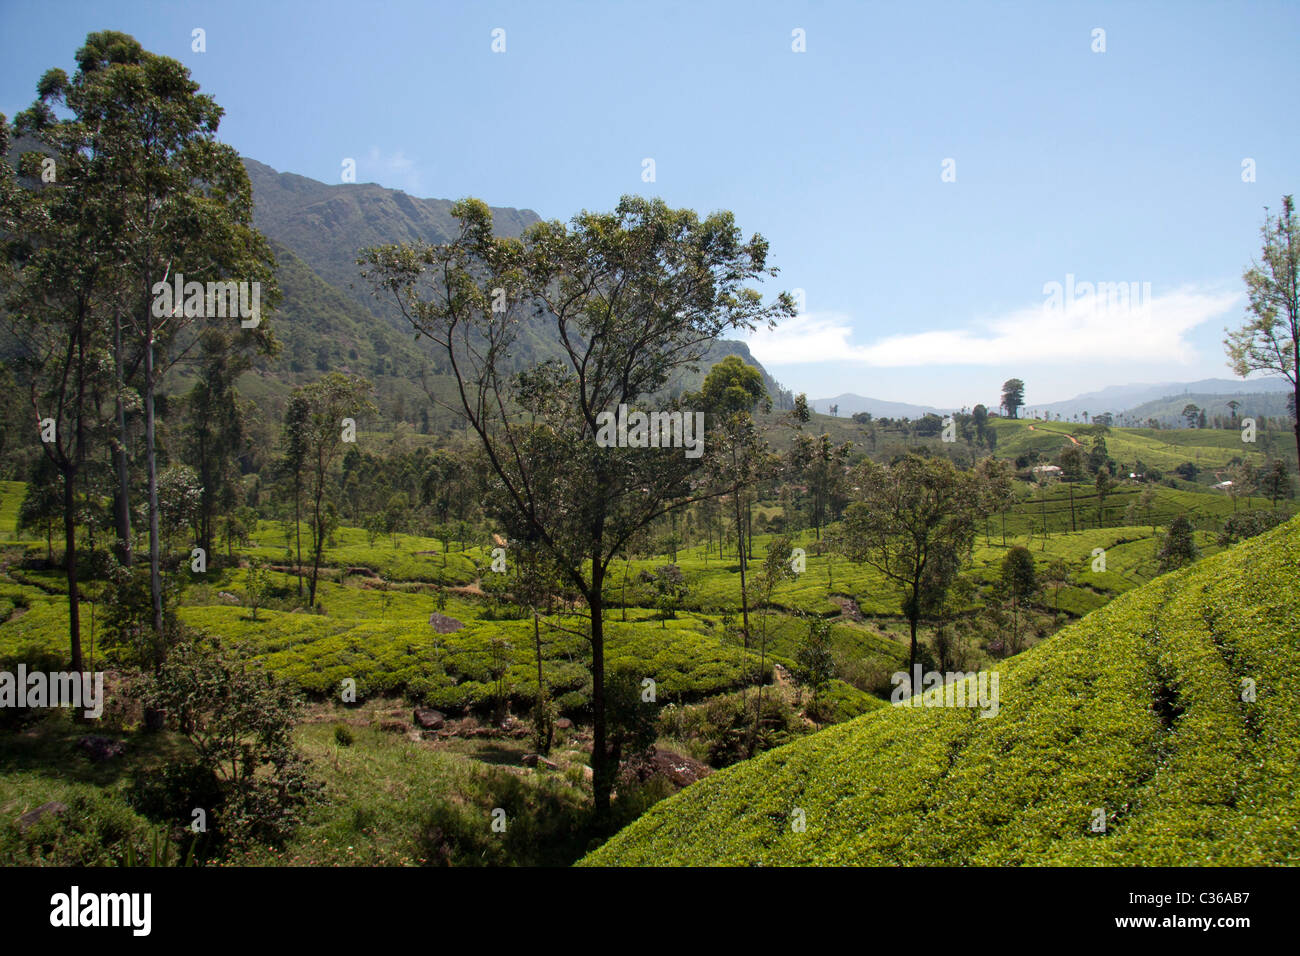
[1001,378,1025,419]
[1260,458,1293,509]
[974,455,1015,547]
[1158,516,1200,572]
[287,374,374,607]
[11,31,278,644]
[696,354,770,644]
[793,432,850,541]
[749,535,796,754]
[360,196,792,817]
[1227,195,1300,464]
[1094,469,1113,528]
[280,392,310,597]
[1000,545,1037,654]
[4,108,116,672]
[971,403,989,445]
[184,327,259,560]
[835,454,979,674]
[1059,444,1085,531]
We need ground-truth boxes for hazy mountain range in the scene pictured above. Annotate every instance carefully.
[813,377,1292,424]
[809,394,947,419]
[1023,378,1292,420]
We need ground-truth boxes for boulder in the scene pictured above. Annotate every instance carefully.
[76,735,126,762]
[412,708,445,730]
[555,717,573,730]
[427,613,465,634]
[16,801,67,832]
[522,753,559,771]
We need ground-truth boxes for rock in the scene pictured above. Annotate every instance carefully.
[619,748,711,789]
[555,717,573,730]
[427,613,465,634]
[378,719,407,734]
[412,708,445,730]
[217,591,241,604]
[16,801,67,832]
[76,735,126,762]
[522,753,559,770]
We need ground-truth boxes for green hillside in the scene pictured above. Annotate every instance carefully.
[583,513,1300,866]
[1123,390,1292,427]
[989,417,1297,474]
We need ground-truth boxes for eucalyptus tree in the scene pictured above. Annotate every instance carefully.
[749,535,796,754]
[185,327,259,560]
[695,354,772,643]
[283,373,375,607]
[360,196,792,816]
[836,454,980,675]
[974,455,1015,547]
[1227,195,1300,464]
[793,431,851,541]
[3,105,117,671]
[12,31,277,643]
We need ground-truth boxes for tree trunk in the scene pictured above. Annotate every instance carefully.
[309,494,324,608]
[145,320,164,640]
[294,474,304,597]
[746,498,754,559]
[1293,383,1299,468]
[62,466,83,673]
[112,310,133,567]
[621,555,630,622]
[533,609,551,755]
[589,560,611,820]
[733,491,750,643]
[751,613,769,757]
[907,609,919,676]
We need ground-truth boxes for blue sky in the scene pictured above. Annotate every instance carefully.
[3,0,1297,409]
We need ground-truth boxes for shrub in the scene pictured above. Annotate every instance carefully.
[1157,516,1199,572]
[146,635,320,850]
[1217,509,1288,545]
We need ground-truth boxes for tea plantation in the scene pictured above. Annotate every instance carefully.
[583,513,1300,865]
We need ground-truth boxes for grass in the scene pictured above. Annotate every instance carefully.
[224,718,597,866]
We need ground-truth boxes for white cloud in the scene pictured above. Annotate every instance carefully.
[363,146,425,195]
[746,284,1241,368]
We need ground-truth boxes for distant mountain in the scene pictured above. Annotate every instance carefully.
[238,157,788,422]
[1026,378,1291,420]
[810,393,946,420]
[1122,391,1293,427]
[242,157,540,320]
